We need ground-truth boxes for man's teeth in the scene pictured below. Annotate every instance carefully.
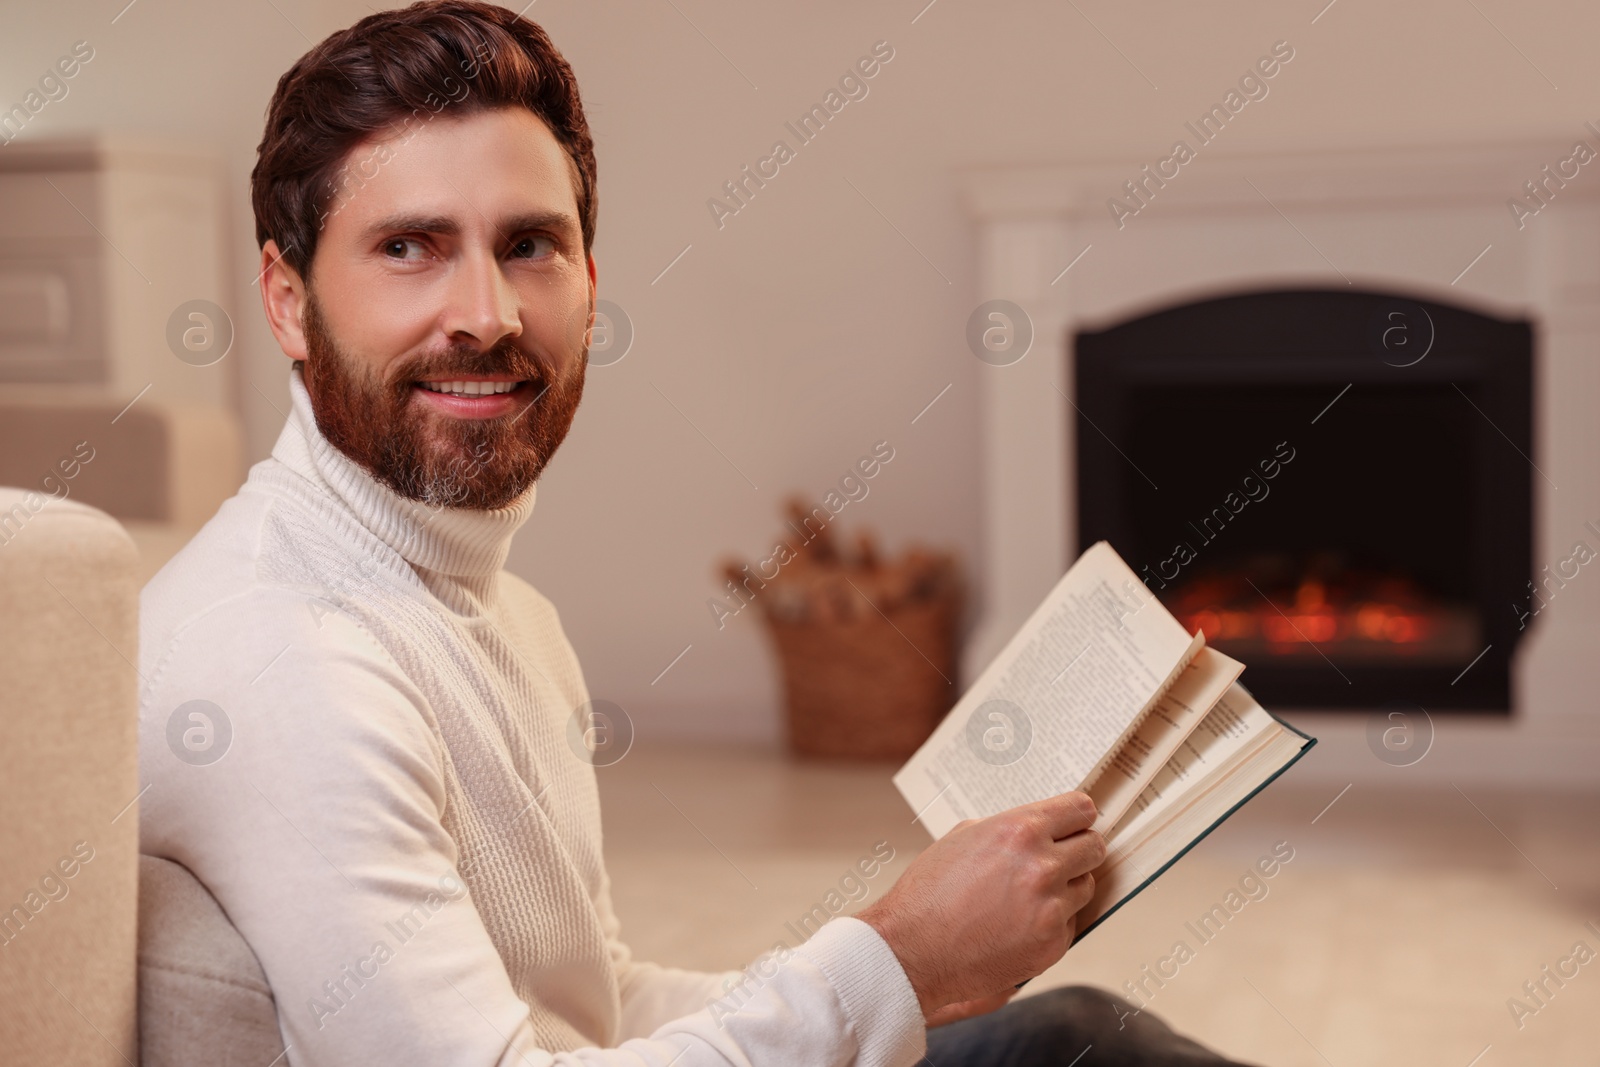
[418,380,521,397]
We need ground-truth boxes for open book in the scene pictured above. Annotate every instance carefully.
[893,541,1315,937]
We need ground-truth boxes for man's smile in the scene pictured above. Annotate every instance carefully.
[411,375,535,419]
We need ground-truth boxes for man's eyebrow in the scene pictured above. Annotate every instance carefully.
[358,210,581,244]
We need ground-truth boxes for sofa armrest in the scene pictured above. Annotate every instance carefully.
[0,488,140,1064]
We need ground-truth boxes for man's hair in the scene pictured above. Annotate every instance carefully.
[250,0,597,284]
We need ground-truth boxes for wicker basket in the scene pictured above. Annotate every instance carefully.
[764,594,960,759]
[730,501,962,760]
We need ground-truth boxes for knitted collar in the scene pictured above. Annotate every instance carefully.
[269,361,538,582]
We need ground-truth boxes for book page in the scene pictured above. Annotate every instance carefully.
[1085,646,1243,833]
[1077,687,1311,935]
[894,542,1199,838]
[1104,683,1273,851]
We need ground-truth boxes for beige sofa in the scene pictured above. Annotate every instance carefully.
[0,486,142,1062]
[0,384,290,1062]
[0,486,285,1064]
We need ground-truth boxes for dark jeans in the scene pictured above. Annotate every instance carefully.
[919,986,1261,1067]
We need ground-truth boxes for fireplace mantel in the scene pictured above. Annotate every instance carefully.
[962,141,1600,786]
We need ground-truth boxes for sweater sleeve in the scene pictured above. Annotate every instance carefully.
[503,572,929,1060]
[138,588,926,1067]
[591,862,741,1037]
[552,916,927,1067]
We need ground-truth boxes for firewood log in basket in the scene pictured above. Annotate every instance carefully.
[723,498,963,760]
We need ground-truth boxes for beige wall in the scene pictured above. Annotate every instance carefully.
[4,0,1594,742]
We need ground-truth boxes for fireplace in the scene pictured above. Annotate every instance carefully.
[1073,288,1533,711]
[961,143,1600,785]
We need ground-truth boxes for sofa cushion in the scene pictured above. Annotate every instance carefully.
[138,854,285,1067]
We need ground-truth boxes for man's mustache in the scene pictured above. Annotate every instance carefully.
[391,344,553,388]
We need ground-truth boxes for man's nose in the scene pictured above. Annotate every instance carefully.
[443,246,522,348]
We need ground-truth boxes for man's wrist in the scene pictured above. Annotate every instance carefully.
[857,901,936,1016]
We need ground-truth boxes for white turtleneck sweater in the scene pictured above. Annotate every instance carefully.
[137,363,925,1067]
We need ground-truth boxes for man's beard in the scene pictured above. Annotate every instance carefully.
[299,291,587,511]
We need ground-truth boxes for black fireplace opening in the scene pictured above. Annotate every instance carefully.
[1075,289,1534,712]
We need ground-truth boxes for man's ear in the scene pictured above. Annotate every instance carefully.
[584,252,599,340]
[258,239,310,362]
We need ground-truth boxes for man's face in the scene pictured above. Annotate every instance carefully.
[267,106,594,511]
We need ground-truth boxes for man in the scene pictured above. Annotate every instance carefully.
[139,3,1257,1064]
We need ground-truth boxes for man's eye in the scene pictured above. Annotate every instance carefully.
[383,237,425,259]
[510,235,556,260]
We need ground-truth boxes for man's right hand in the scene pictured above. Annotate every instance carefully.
[857,791,1107,1020]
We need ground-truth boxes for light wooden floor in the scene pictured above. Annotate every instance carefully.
[598,744,1600,1066]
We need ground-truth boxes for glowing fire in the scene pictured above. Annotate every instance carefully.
[1175,576,1436,654]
